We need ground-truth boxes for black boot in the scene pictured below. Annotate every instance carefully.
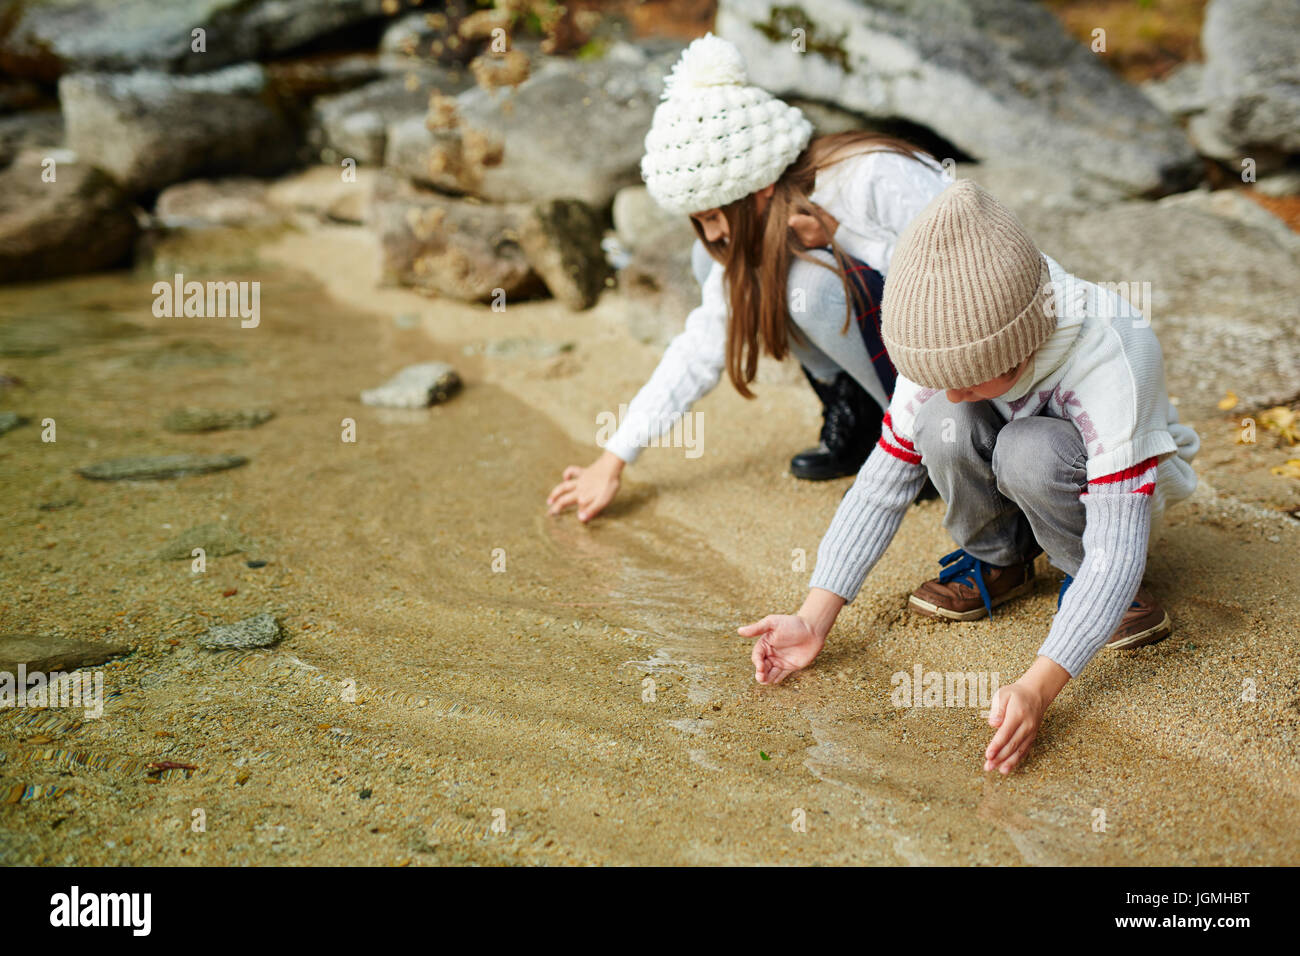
[790,369,884,480]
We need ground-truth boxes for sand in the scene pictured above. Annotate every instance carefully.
[0,220,1296,866]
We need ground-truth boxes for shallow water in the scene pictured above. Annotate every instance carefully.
[2,245,1297,865]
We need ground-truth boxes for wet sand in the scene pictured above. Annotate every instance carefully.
[1,222,1297,865]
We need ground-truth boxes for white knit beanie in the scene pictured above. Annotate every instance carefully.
[641,34,814,216]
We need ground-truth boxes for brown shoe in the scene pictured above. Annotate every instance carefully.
[1104,587,1172,650]
[908,548,1036,622]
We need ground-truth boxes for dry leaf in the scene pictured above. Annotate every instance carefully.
[1217,390,1239,411]
[1259,406,1300,445]
[1269,458,1300,479]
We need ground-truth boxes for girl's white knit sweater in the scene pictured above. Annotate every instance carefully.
[604,150,948,464]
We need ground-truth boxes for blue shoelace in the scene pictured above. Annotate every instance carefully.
[937,548,996,619]
[1058,574,1141,610]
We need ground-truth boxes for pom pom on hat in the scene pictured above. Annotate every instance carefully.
[662,33,748,97]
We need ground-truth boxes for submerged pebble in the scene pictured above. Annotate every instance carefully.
[0,633,130,673]
[360,362,460,409]
[77,453,248,481]
[162,406,274,433]
[154,522,251,560]
[197,612,283,651]
[0,411,28,435]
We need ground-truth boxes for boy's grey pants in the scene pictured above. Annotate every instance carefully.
[912,396,1087,575]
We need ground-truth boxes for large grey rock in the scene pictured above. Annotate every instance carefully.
[313,72,470,167]
[0,150,138,283]
[610,186,702,342]
[1020,189,1300,420]
[1191,0,1300,167]
[612,185,696,253]
[379,9,489,70]
[619,240,714,349]
[716,0,1201,197]
[0,109,63,169]
[0,0,387,79]
[265,165,377,224]
[959,162,1129,238]
[60,64,299,196]
[1141,62,1208,121]
[385,42,682,208]
[519,199,612,310]
[370,173,542,302]
[153,179,280,229]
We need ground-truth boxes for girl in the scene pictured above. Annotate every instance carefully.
[547,34,946,522]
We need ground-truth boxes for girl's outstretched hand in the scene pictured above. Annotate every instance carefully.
[547,450,624,523]
[740,615,826,685]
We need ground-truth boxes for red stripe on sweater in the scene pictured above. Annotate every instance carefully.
[1080,481,1157,500]
[881,413,915,451]
[1089,456,1158,486]
[878,436,922,465]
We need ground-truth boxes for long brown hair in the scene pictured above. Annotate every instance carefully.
[692,131,933,398]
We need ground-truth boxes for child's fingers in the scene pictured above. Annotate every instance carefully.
[985,717,1015,761]
[986,687,1008,728]
[737,616,775,638]
[766,663,793,684]
[547,478,577,505]
[998,740,1032,774]
[562,465,582,480]
[988,722,1033,768]
[549,487,580,514]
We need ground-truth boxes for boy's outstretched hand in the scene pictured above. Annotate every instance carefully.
[740,615,825,684]
[740,589,844,685]
[984,656,1070,774]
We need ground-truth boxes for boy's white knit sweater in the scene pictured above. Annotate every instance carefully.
[604,150,948,463]
[810,254,1200,676]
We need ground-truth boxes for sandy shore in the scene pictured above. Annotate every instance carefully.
[1,220,1296,865]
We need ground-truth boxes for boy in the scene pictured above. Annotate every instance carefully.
[740,180,1198,774]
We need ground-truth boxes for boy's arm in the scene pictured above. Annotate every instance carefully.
[809,413,929,601]
[743,413,926,684]
[1037,457,1157,676]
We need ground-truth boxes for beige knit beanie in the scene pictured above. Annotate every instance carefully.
[881,179,1056,390]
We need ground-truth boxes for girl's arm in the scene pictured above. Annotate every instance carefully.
[602,253,729,464]
[549,245,728,522]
